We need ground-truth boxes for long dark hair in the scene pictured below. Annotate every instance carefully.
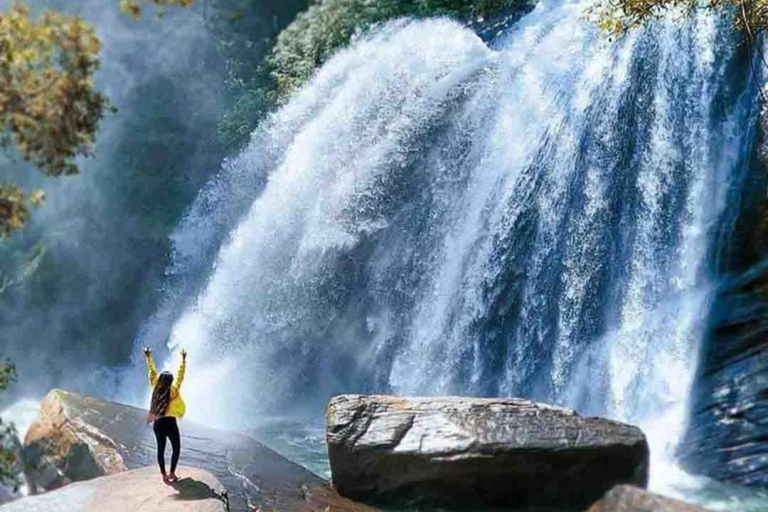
[148,371,173,422]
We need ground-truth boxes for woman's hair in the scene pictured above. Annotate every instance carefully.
[148,371,174,422]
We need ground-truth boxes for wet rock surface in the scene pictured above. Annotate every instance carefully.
[326,394,649,510]
[586,485,713,512]
[22,389,378,512]
[681,105,768,487]
[681,261,768,487]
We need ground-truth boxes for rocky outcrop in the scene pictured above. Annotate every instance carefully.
[587,485,713,512]
[22,389,378,512]
[326,394,649,509]
[0,466,228,512]
[680,102,768,486]
[24,390,126,491]
[680,262,768,486]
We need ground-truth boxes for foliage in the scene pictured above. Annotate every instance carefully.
[0,3,105,176]
[0,184,45,239]
[0,359,15,392]
[120,0,195,20]
[0,0,233,382]
[215,0,518,148]
[0,184,26,239]
[217,82,277,148]
[206,0,309,149]
[589,0,768,35]
[0,1,106,238]
[269,0,520,97]
[0,359,17,487]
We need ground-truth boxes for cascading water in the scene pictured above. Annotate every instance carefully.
[140,0,759,498]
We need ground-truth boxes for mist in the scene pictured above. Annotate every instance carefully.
[0,0,230,404]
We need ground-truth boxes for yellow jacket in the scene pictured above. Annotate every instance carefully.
[145,353,186,419]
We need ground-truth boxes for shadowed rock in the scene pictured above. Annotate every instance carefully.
[22,389,378,512]
[326,394,649,510]
[681,94,768,487]
[24,391,127,491]
[586,485,714,512]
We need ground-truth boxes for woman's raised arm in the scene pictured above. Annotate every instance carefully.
[144,347,158,387]
[174,348,187,390]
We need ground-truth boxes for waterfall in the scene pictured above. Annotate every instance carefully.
[143,0,757,488]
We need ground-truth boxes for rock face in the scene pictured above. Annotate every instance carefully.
[586,485,713,512]
[680,263,768,486]
[0,466,228,512]
[24,391,127,491]
[23,390,378,512]
[326,394,649,509]
[680,105,768,486]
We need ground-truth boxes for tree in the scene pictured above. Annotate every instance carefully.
[269,0,522,98]
[216,0,522,149]
[0,359,18,487]
[590,0,768,35]
[0,2,107,239]
[206,0,310,149]
[119,0,195,20]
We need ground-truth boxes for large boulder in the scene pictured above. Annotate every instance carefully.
[24,390,126,491]
[326,394,649,510]
[23,389,378,512]
[587,485,713,512]
[0,466,228,512]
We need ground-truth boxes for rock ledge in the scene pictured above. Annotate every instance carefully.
[0,466,227,512]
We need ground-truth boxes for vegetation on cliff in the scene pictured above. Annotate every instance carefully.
[207,0,309,149]
[0,0,526,237]
[216,0,521,148]
[591,0,768,35]
[270,0,520,97]
[0,359,17,486]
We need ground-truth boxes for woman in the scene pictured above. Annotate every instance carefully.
[143,346,187,484]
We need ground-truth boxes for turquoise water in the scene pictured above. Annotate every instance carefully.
[250,421,331,479]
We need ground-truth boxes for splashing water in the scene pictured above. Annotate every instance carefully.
[142,0,759,500]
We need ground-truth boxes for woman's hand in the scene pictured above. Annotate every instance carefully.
[181,348,187,360]
[143,346,152,357]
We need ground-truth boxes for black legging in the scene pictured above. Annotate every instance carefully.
[152,416,180,474]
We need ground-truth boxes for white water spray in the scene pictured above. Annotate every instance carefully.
[148,0,754,496]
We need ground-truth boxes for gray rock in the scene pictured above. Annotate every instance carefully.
[679,262,768,486]
[23,391,126,491]
[586,485,713,512]
[23,389,378,512]
[326,394,649,510]
[679,104,768,486]
[0,466,228,512]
